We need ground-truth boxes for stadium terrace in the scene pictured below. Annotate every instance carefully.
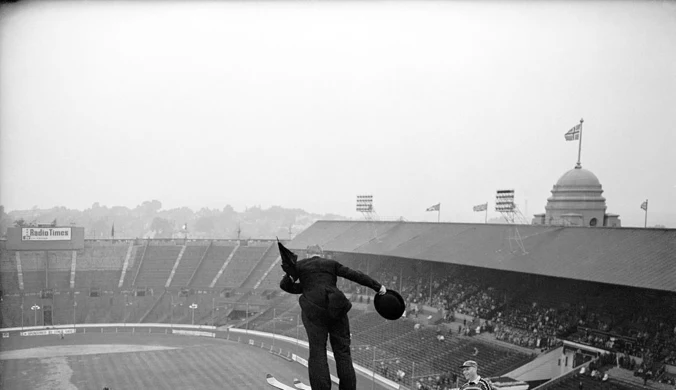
[1,221,675,389]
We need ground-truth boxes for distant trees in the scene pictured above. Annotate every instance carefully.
[150,217,174,238]
[0,206,10,236]
[0,200,336,239]
[90,218,111,238]
[194,217,215,233]
[137,200,162,217]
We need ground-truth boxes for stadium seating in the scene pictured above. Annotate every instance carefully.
[189,244,236,288]
[239,243,277,289]
[0,246,15,272]
[255,258,286,291]
[249,294,300,332]
[50,292,76,325]
[0,295,23,328]
[121,245,146,288]
[337,310,534,385]
[169,244,207,288]
[1,237,675,389]
[47,251,71,269]
[76,241,129,290]
[49,271,71,290]
[254,301,302,334]
[76,242,129,270]
[75,270,121,291]
[0,272,20,293]
[22,271,46,292]
[134,245,182,288]
[215,245,269,288]
[545,374,645,390]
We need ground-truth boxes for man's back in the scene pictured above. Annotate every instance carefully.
[293,256,380,306]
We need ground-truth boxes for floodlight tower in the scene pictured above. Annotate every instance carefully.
[356,195,378,221]
[356,194,381,242]
[495,190,529,224]
[495,189,528,254]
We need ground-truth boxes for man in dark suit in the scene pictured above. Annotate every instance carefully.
[280,245,386,390]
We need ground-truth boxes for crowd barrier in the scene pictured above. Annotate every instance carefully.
[0,323,402,390]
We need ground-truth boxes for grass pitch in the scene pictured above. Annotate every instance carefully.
[0,332,390,390]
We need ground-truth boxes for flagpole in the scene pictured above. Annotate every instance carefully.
[644,199,648,228]
[576,118,584,168]
[438,204,440,223]
[485,204,488,224]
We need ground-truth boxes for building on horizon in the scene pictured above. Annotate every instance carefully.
[532,165,621,227]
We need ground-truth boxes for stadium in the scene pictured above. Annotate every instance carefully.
[1,206,675,389]
[2,0,675,389]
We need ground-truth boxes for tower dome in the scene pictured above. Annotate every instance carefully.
[548,166,605,206]
[555,168,601,188]
[532,165,620,227]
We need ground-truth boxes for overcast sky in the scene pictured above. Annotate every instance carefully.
[1,1,675,227]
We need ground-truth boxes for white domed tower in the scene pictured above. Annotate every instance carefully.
[533,166,621,227]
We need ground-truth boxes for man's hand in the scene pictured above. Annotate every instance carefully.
[281,262,298,280]
[378,285,387,295]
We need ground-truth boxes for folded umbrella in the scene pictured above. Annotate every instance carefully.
[277,237,297,266]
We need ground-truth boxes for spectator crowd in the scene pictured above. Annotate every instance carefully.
[338,257,676,369]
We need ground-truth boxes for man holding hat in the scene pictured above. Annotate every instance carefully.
[459,360,493,390]
[279,244,386,390]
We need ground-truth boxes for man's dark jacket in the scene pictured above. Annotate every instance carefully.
[280,256,382,323]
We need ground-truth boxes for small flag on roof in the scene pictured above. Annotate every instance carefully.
[565,124,581,141]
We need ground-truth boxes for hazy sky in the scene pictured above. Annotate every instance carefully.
[1,1,675,227]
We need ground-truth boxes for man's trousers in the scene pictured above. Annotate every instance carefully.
[301,310,356,390]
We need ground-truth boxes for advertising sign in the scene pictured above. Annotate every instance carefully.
[7,227,84,250]
[22,228,72,241]
[171,329,215,338]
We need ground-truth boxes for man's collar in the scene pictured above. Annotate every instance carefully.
[469,375,482,384]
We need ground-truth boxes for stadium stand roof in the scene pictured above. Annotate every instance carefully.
[288,221,676,292]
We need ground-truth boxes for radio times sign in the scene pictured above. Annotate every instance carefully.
[7,226,83,250]
[22,228,72,241]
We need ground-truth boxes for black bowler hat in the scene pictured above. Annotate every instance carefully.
[374,289,406,320]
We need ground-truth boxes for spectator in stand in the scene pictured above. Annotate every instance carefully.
[590,369,599,380]
[459,360,493,390]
